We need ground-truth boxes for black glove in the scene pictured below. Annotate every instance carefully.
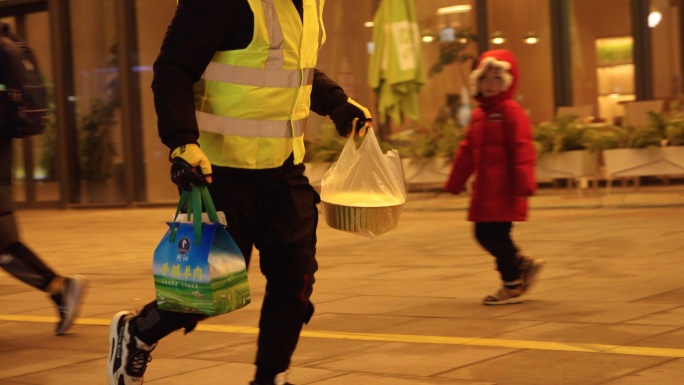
[170,144,212,191]
[170,158,207,191]
[329,97,372,137]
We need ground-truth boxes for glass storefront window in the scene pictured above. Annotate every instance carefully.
[3,1,682,206]
[570,0,632,125]
[70,0,124,204]
[487,0,554,123]
[416,0,477,125]
[318,1,478,130]
[2,11,57,206]
[135,0,178,203]
[650,0,683,100]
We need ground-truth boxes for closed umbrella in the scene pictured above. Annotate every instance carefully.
[368,0,426,126]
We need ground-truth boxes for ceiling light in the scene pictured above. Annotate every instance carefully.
[648,11,662,28]
[437,5,472,15]
[421,30,436,43]
[523,32,539,44]
[364,21,374,28]
[491,31,505,45]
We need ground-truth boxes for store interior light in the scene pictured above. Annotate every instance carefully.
[422,35,435,43]
[523,32,539,45]
[421,30,436,43]
[364,21,374,28]
[648,11,662,28]
[490,31,506,45]
[437,5,472,15]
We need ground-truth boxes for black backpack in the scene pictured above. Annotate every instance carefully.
[0,23,49,138]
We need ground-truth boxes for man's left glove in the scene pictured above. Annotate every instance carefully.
[329,97,372,137]
[170,144,213,191]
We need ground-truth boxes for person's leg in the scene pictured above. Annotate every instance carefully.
[0,110,87,337]
[474,222,520,282]
[109,255,213,383]
[131,300,209,344]
[0,139,56,289]
[0,238,58,291]
[252,160,318,384]
[474,222,523,305]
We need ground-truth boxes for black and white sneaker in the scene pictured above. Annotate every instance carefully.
[107,311,156,385]
[51,274,88,335]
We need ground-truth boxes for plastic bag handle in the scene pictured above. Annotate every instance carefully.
[350,117,371,138]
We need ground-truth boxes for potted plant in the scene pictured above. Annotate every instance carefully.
[394,119,464,187]
[603,109,684,181]
[77,44,120,202]
[533,115,601,181]
[428,28,478,85]
[78,97,118,183]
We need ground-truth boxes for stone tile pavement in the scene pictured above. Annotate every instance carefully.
[1,185,684,384]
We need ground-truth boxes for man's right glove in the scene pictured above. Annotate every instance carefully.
[329,97,372,137]
[170,144,213,190]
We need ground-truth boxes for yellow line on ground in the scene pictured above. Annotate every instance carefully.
[2,314,683,358]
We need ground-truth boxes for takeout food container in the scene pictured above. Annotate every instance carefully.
[321,199,404,237]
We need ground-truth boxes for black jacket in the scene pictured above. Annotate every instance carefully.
[152,0,348,150]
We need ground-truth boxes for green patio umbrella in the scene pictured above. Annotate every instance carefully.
[368,0,426,125]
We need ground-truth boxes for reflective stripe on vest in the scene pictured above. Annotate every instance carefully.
[196,111,306,138]
[197,0,325,169]
[203,63,315,89]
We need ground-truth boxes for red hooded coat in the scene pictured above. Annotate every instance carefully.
[444,50,536,222]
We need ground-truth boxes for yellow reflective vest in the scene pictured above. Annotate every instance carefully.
[195,0,326,169]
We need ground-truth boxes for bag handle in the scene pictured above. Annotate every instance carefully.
[170,185,220,245]
[349,117,370,139]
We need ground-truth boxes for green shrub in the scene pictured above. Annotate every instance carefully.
[393,120,464,161]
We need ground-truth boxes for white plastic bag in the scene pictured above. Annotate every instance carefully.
[320,127,406,238]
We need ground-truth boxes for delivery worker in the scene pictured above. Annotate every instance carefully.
[106,1,372,385]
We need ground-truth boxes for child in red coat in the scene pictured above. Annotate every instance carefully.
[445,49,544,305]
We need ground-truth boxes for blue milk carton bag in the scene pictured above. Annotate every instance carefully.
[153,186,250,316]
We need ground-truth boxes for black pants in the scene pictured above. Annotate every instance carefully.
[0,136,57,290]
[133,155,319,379]
[474,222,521,283]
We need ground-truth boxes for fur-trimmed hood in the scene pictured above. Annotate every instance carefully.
[469,49,519,104]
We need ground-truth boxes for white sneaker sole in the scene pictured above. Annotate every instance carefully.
[107,311,132,385]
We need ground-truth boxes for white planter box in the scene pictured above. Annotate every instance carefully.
[401,157,452,186]
[603,147,684,178]
[535,150,600,180]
